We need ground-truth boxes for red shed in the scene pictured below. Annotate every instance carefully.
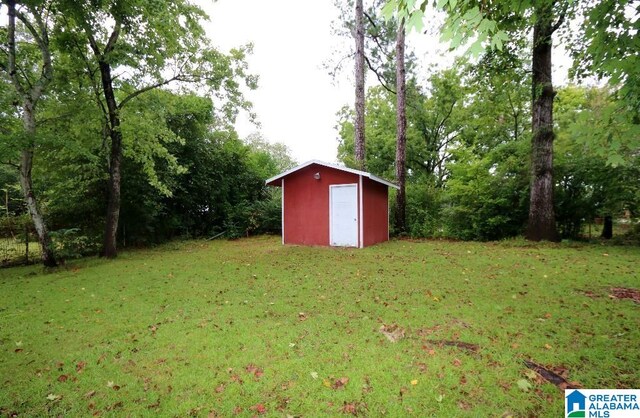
[265,160,399,248]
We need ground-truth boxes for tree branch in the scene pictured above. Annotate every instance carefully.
[35,112,78,127]
[104,20,121,54]
[435,99,457,138]
[118,75,182,109]
[22,5,53,103]
[551,2,568,34]
[65,29,110,124]
[364,55,396,94]
[1,160,20,169]
[363,11,394,61]
[6,0,26,97]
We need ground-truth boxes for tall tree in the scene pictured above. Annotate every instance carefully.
[384,0,569,241]
[59,0,255,257]
[2,0,58,266]
[525,2,564,241]
[354,0,366,168]
[394,19,407,232]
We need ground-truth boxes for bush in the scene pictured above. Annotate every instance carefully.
[50,228,101,260]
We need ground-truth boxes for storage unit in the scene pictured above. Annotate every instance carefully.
[265,160,398,247]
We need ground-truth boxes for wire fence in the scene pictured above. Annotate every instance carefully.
[0,224,40,267]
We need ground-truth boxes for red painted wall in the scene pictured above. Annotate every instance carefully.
[282,164,359,246]
[362,177,389,246]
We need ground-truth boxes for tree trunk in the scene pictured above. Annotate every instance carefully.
[354,0,366,169]
[6,0,57,267]
[98,60,123,258]
[19,108,58,267]
[525,5,559,242]
[601,215,613,239]
[394,21,407,233]
[102,128,122,258]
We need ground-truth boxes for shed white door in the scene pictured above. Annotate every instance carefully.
[330,184,358,247]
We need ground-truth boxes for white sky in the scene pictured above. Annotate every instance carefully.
[200,0,464,164]
[0,2,572,164]
[201,0,572,164]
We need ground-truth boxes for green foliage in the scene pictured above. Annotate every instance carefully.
[21,88,291,247]
[443,140,530,240]
[553,86,640,238]
[571,0,640,113]
[405,182,444,237]
[49,228,101,260]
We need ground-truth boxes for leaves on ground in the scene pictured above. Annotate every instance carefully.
[245,364,264,379]
[379,323,405,342]
[249,403,266,414]
[609,287,640,303]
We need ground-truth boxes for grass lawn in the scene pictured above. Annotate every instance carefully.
[0,236,638,417]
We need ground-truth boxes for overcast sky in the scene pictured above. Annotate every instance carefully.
[0,2,572,165]
[199,0,468,164]
[200,1,574,165]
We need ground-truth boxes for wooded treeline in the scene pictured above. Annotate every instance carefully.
[1,0,638,267]
[336,0,639,242]
[0,0,294,266]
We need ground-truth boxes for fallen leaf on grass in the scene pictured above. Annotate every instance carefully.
[458,401,471,410]
[245,364,264,379]
[84,390,96,399]
[57,374,68,382]
[310,371,318,379]
[544,343,552,350]
[410,379,418,385]
[76,361,87,373]
[332,377,349,389]
[517,379,532,392]
[298,312,308,321]
[214,384,225,393]
[249,403,266,414]
[342,403,357,415]
[46,393,61,401]
[106,401,123,411]
[379,323,405,342]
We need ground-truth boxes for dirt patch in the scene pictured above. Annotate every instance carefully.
[524,360,581,390]
[379,324,405,342]
[609,287,640,304]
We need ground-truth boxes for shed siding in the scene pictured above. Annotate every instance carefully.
[362,177,389,246]
[284,164,359,246]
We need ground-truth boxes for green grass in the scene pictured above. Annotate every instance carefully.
[0,236,638,417]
